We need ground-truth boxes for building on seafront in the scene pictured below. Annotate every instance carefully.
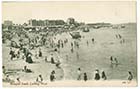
[66,18,75,25]
[28,19,65,27]
[3,20,13,26]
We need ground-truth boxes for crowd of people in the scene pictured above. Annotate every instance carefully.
[2,27,134,84]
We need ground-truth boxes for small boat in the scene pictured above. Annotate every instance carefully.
[121,25,125,28]
[83,27,90,32]
[69,32,81,39]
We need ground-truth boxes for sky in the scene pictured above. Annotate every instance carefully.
[2,1,136,24]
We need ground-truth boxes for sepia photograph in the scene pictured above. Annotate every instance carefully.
[1,1,137,87]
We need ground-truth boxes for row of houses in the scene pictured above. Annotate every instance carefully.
[3,18,76,27]
[28,19,65,26]
[28,18,75,26]
[87,23,112,29]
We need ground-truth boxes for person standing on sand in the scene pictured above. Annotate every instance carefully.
[39,48,42,57]
[71,47,74,53]
[114,58,118,64]
[77,68,82,80]
[110,56,113,61]
[26,54,33,63]
[36,75,43,83]
[110,56,113,65]
[9,48,15,60]
[16,77,21,83]
[5,74,11,82]
[16,49,20,59]
[127,71,133,82]
[2,66,6,74]
[114,58,119,67]
[61,41,64,48]
[23,66,32,73]
[101,71,107,80]
[50,70,56,82]
[92,38,94,43]
[94,69,100,80]
[118,34,122,39]
[84,73,88,81]
[50,54,55,64]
